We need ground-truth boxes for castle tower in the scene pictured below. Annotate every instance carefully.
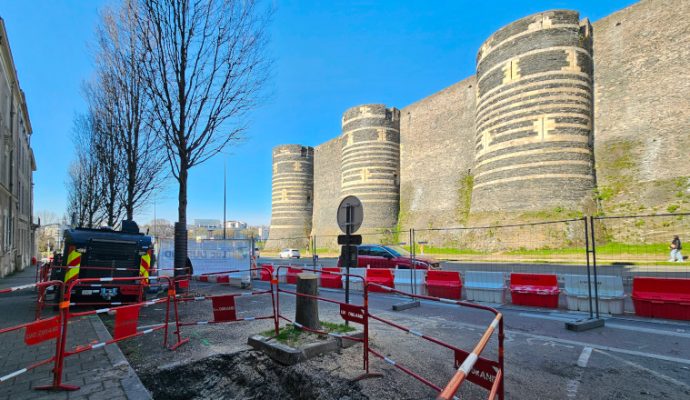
[341,104,401,231]
[266,144,314,249]
[471,10,595,213]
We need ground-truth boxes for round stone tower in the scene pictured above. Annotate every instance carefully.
[341,104,401,231]
[266,144,314,249]
[471,10,595,213]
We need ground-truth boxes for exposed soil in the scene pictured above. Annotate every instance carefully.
[140,350,369,400]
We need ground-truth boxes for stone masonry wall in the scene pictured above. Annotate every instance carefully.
[282,0,690,250]
[471,10,595,214]
[266,145,313,249]
[592,0,690,216]
[310,137,342,249]
[399,76,477,231]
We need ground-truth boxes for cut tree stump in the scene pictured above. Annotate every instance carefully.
[295,273,321,330]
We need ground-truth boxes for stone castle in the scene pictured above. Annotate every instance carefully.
[267,0,690,249]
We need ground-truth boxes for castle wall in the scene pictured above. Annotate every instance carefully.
[471,10,595,214]
[341,104,401,231]
[592,0,690,217]
[310,137,342,249]
[399,76,477,231]
[266,145,313,249]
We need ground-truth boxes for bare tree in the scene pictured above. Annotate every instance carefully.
[66,114,105,229]
[95,3,167,221]
[134,0,271,273]
[84,81,125,228]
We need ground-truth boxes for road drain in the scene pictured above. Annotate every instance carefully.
[140,350,369,400]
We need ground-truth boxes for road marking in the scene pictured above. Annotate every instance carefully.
[593,349,690,391]
[577,347,592,368]
[520,312,690,339]
[604,322,690,339]
[567,347,592,398]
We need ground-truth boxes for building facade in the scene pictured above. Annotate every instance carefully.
[0,18,36,277]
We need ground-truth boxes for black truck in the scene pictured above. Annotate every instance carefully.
[50,220,154,303]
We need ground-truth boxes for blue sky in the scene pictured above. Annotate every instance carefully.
[0,0,636,226]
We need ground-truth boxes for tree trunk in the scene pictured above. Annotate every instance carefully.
[295,273,321,330]
[174,165,188,277]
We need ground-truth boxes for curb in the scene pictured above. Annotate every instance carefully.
[90,316,152,400]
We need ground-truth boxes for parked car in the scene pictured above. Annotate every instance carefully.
[279,248,301,259]
[337,245,440,269]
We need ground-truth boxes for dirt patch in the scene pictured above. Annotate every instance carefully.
[140,350,369,400]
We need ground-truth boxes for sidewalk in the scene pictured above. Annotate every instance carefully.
[0,267,151,400]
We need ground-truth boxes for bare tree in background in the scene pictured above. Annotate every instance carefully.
[85,82,125,228]
[134,0,271,274]
[96,3,167,221]
[66,115,105,228]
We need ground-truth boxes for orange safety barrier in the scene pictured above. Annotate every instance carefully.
[364,282,504,400]
[632,277,690,321]
[286,266,303,285]
[171,267,278,349]
[366,269,394,293]
[509,273,559,308]
[260,264,274,281]
[46,276,182,391]
[320,267,343,289]
[0,281,69,390]
[426,271,462,300]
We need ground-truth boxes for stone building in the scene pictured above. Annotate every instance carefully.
[269,1,690,249]
[0,18,37,277]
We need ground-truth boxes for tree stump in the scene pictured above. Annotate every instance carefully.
[295,273,321,330]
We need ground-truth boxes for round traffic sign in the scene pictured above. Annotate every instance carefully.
[337,196,364,234]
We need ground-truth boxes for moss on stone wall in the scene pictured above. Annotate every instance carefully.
[456,172,474,224]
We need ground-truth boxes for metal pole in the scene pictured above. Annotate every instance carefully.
[589,216,600,318]
[410,229,415,295]
[584,217,593,319]
[345,204,352,306]
[223,160,227,240]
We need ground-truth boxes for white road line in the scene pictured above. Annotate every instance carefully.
[520,312,690,339]
[604,322,690,339]
[593,349,690,391]
[567,346,593,398]
[577,347,592,368]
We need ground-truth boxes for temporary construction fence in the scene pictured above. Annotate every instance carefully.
[0,281,65,388]
[170,267,278,350]
[266,211,690,321]
[272,265,505,399]
[156,238,254,277]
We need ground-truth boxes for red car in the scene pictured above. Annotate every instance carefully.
[337,245,440,269]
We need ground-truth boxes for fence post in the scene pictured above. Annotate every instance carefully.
[565,216,605,331]
[589,216,601,319]
[584,217,594,319]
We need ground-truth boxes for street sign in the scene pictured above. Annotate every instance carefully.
[337,196,363,234]
[338,234,362,245]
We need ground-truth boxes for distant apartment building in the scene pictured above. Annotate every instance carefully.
[0,18,36,277]
[225,220,247,229]
[191,219,222,230]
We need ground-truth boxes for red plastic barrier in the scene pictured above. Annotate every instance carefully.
[320,267,342,289]
[260,264,274,281]
[216,275,230,284]
[366,269,394,293]
[632,277,690,321]
[426,271,462,300]
[509,273,559,308]
[286,267,303,285]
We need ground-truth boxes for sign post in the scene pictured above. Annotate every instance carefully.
[337,196,363,308]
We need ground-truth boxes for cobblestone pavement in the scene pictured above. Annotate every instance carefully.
[0,267,151,400]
